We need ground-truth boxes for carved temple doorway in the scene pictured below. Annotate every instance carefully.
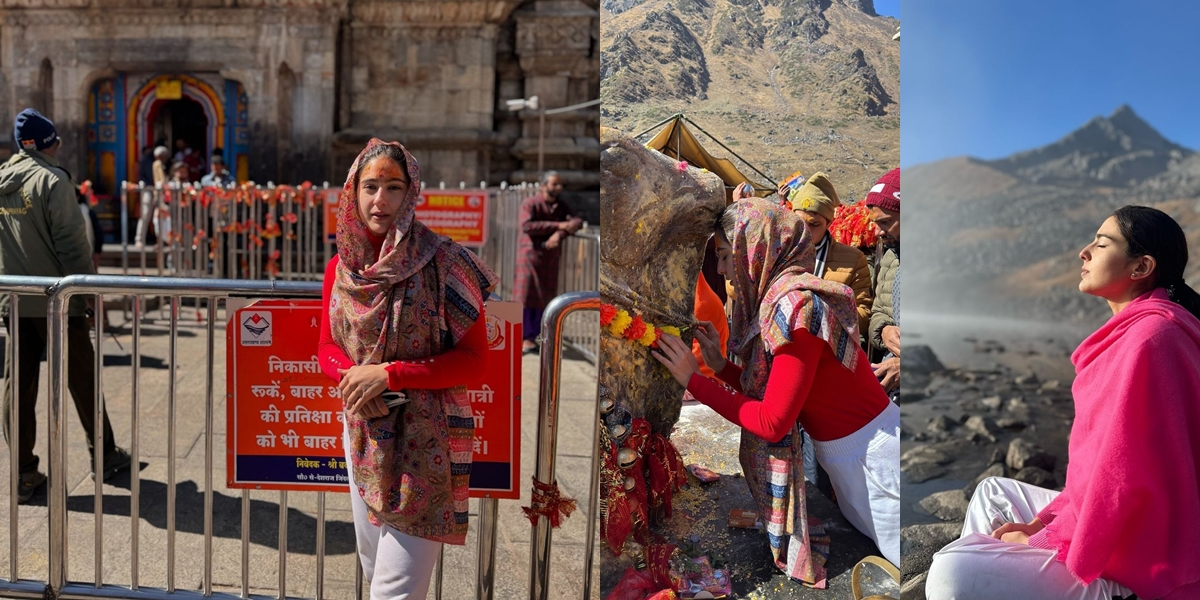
[87,74,250,242]
[86,74,250,194]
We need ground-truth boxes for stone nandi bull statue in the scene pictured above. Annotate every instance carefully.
[598,127,725,555]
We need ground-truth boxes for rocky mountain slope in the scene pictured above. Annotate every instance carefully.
[907,105,1200,325]
[600,0,899,200]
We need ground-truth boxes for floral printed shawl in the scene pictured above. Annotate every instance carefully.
[329,139,497,544]
[725,198,860,375]
[723,199,859,585]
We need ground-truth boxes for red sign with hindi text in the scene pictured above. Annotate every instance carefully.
[226,299,521,497]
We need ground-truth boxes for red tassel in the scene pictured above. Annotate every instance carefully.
[521,477,577,528]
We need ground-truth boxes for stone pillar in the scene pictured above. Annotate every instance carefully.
[512,0,597,180]
[513,0,599,221]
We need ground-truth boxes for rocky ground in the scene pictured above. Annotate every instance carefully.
[897,342,1079,600]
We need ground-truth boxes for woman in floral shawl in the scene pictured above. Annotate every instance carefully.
[653,199,900,581]
[317,139,497,599]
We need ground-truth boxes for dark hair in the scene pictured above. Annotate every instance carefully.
[354,143,409,190]
[715,203,737,242]
[1113,205,1200,319]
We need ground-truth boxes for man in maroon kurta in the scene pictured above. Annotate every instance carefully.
[515,172,582,353]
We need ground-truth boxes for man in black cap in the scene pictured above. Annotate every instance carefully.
[0,108,130,503]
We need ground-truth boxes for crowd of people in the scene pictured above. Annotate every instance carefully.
[134,140,236,248]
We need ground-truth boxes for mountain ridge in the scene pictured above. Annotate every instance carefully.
[600,0,899,199]
[985,105,1192,186]
[907,106,1200,325]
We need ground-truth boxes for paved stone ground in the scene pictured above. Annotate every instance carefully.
[0,300,600,600]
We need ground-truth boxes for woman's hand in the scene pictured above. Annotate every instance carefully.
[990,519,1045,545]
[353,396,390,419]
[651,334,701,387]
[694,321,727,373]
[545,231,565,249]
[338,364,391,417]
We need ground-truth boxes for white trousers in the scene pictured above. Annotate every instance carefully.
[345,429,442,600]
[811,400,901,567]
[135,190,172,247]
[926,477,1134,600]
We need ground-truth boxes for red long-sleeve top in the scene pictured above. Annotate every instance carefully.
[687,329,889,441]
[317,232,487,389]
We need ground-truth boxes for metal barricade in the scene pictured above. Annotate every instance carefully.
[116,183,546,285]
[112,181,598,362]
[1,276,64,600]
[2,274,600,600]
[528,291,601,600]
[556,233,600,363]
[119,183,335,282]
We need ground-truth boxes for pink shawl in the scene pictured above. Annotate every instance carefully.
[1029,288,1200,598]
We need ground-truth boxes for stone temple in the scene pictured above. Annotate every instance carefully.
[0,0,600,236]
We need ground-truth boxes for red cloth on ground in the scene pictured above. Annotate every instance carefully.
[317,230,487,390]
[687,328,888,442]
[691,275,729,379]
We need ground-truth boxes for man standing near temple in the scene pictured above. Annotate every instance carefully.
[515,171,582,354]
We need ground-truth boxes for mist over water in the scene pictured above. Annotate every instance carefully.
[903,311,1095,374]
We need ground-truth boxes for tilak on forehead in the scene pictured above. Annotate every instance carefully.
[359,157,409,183]
[337,138,426,277]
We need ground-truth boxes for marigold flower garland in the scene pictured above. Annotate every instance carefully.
[600,303,682,348]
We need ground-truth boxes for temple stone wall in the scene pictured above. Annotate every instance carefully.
[0,0,599,218]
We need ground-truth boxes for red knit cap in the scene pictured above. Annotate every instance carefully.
[864,168,899,212]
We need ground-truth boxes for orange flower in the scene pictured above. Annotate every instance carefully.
[600,303,616,327]
[624,315,647,341]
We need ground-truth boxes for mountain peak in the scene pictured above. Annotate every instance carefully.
[837,0,876,15]
[988,105,1190,186]
[1109,104,1136,119]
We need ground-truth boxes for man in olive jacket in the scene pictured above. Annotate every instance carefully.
[865,168,899,397]
[0,109,129,503]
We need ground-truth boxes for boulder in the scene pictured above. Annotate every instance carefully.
[963,415,999,442]
[1014,466,1058,488]
[919,489,970,522]
[901,445,953,483]
[902,344,945,374]
[966,463,1006,498]
[1006,438,1057,472]
[599,127,725,437]
[926,415,957,433]
[900,523,961,578]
